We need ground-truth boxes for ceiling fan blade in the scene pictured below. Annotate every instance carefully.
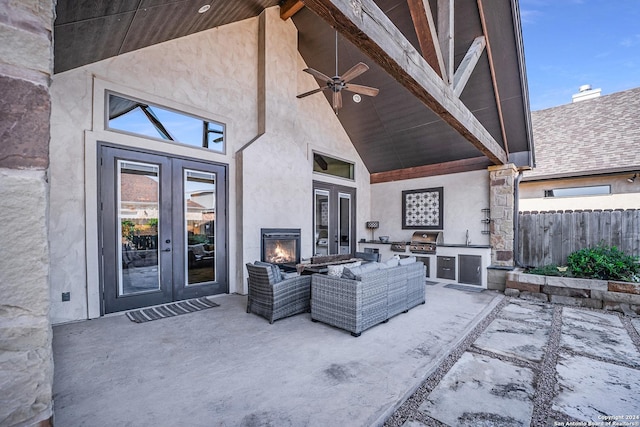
[344,83,379,97]
[341,62,369,83]
[296,87,328,99]
[333,91,343,109]
[303,68,332,83]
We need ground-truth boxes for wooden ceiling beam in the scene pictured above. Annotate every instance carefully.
[370,157,493,184]
[301,0,508,165]
[477,0,509,155]
[437,0,454,84]
[407,0,446,80]
[453,35,486,97]
[280,0,305,20]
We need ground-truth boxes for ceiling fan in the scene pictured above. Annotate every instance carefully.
[297,31,379,110]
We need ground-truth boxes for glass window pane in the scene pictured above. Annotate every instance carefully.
[314,190,330,255]
[339,193,351,254]
[206,122,225,149]
[545,185,611,198]
[185,169,216,285]
[107,93,225,153]
[313,152,354,180]
[117,160,160,295]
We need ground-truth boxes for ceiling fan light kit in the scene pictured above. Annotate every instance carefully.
[297,31,379,111]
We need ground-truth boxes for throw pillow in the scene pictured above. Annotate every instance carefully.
[327,261,361,277]
[383,257,399,268]
[342,261,381,280]
[254,261,282,283]
[376,261,390,270]
[398,256,417,266]
[282,271,300,280]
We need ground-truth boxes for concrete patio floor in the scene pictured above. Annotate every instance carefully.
[52,283,640,426]
[52,283,500,426]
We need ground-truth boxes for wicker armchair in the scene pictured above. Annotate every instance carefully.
[245,263,311,324]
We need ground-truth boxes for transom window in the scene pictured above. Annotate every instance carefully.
[107,93,225,153]
[313,152,354,180]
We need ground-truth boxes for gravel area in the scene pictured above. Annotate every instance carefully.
[621,315,640,352]
[383,298,640,427]
[529,305,562,426]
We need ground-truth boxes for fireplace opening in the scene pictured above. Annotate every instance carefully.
[261,228,301,268]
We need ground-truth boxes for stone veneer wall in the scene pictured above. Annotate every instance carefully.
[0,0,54,425]
[488,164,518,268]
[506,271,640,316]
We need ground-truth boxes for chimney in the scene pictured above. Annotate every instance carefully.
[572,84,602,103]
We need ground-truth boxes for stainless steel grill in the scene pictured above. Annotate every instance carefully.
[409,231,443,254]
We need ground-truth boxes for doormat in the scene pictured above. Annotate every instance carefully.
[425,280,439,286]
[444,284,484,293]
[125,297,219,323]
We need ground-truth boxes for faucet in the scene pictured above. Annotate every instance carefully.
[465,230,471,246]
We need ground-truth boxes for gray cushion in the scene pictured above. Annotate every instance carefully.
[254,261,282,283]
[342,261,381,280]
[327,261,361,277]
[382,257,399,268]
[398,256,417,266]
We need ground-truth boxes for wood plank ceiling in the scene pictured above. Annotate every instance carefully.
[53,0,533,181]
[293,0,532,181]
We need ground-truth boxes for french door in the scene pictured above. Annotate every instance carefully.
[99,145,227,314]
[313,181,356,256]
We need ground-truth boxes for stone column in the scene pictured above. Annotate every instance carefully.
[488,164,518,267]
[0,0,55,425]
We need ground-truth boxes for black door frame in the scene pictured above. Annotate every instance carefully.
[312,180,357,256]
[99,143,228,314]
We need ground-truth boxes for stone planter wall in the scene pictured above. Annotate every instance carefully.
[506,270,640,316]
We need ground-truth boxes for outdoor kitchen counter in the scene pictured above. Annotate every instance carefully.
[357,242,492,288]
[439,243,491,248]
[357,242,491,248]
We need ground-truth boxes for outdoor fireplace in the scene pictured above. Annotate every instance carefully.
[261,228,301,267]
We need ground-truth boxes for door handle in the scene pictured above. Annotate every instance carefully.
[162,248,171,252]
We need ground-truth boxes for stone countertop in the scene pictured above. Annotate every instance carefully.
[438,244,492,249]
[359,241,491,249]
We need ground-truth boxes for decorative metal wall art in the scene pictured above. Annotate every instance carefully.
[402,187,443,229]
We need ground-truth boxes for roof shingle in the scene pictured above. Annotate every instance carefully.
[524,86,640,180]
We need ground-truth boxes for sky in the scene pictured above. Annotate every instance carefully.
[520,0,640,111]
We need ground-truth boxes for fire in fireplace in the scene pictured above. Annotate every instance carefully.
[261,228,301,266]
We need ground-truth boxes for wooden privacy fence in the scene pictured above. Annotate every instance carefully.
[518,209,640,267]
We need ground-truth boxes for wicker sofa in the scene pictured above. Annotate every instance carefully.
[311,260,426,336]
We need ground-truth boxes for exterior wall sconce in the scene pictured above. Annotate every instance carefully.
[627,174,637,183]
[366,221,379,242]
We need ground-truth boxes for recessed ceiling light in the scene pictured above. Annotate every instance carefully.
[198,4,210,13]
[352,94,362,103]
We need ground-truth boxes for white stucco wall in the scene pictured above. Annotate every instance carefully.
[49,7,369,323]
[370,170,490,246]
[240,8,370,273]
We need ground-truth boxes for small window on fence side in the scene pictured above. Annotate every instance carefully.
[544,185,610,198]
